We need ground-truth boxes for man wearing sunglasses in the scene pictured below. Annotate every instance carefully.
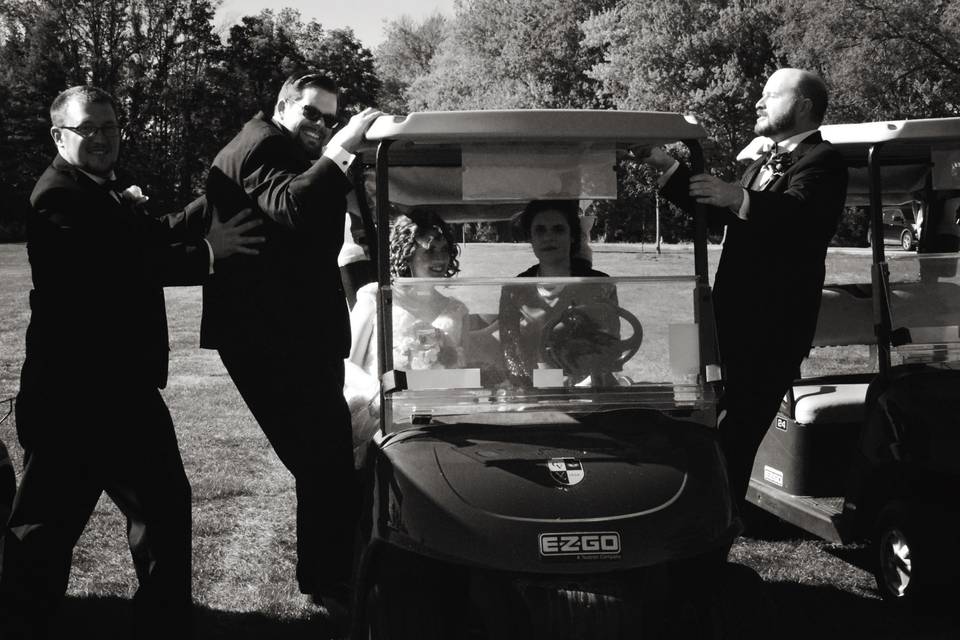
[202,72,380,622]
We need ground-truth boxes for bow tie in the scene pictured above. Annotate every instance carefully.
[101,179,131,207]
[761,149,794,174]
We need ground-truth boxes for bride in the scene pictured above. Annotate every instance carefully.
[344,211,466,465]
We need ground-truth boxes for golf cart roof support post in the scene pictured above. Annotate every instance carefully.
[867,142,893,379]
[684,138,709,283]
[868,143,888,266]
[375,139,395,379]
[682,138,719,381]
[350,159,378,268]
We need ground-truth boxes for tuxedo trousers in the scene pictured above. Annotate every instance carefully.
[217,345,356,594]
[0,385,192,640]
[718,351,802,511]
[0,439,14,526]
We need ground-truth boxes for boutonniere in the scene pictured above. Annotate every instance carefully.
[764,152,795,178]
[120,185,150,205]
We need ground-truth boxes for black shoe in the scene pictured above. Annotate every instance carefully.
[312,591,349,616]
[309,583,351,632]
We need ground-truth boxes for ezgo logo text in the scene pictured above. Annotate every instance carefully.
[539,532,621,559]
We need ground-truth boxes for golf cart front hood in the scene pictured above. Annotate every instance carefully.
[433,423,687,520]
[373,409,737,571]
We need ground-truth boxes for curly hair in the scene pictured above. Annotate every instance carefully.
[519,199,581,259]
[389,210,461,278]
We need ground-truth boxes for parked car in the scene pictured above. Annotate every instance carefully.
[882,205,919,251]
[348,110,757,639]
[746,117,960,610]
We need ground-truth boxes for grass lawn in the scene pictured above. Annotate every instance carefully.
[1,241,957,639]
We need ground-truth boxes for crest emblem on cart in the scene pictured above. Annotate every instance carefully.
[548,458,584,486]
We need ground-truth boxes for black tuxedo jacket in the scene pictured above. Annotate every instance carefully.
[662,132,848,365]
[201,113,352,358]
[21,155,210,392]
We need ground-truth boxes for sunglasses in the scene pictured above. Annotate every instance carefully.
[299,105,342,129]
[60,123,121,138]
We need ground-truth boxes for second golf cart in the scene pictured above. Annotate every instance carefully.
[746,117,960,608]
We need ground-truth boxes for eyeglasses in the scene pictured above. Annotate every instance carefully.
[298,105,342,129]
[60,123,121,138]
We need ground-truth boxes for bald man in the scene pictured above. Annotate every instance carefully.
[642,68,848,511]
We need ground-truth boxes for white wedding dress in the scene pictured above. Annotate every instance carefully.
[344,283,467,467]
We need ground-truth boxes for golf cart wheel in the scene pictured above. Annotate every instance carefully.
[718,562,770,640]
[901,229,916,251]
[361,577,455,640]
[358,552,469,640]
[874,501,925,607]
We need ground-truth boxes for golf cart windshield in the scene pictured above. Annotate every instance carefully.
[382,276,712,426]
[812,117,960,372]
[885,252,960,364]
[360,110,718,431]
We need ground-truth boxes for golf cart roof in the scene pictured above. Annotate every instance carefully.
[364,110,708,145]
[821,117,960,150]
[356,110,708,217]
[819,117,960,205]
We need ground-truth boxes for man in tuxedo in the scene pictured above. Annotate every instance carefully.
[641,68,848,510]
[0,85,260,639]
[201,72,380,615]
[0,438,13,526]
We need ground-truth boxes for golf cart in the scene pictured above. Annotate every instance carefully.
[347,110,745,639]
[746,117,960,608]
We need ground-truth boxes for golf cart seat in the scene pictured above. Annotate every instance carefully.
[787,286,873,424]
[791,383,869,424]
[750,285,875,498]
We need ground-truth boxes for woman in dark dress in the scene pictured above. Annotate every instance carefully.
[499,200,619,386]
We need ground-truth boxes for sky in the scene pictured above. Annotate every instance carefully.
[214,0,458,49]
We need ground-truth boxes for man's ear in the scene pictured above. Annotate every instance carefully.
[796,97,814,123]
[50,126,62,146]
[274,99,286,119]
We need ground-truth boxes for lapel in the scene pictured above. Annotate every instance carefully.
[740,156,765,189]
[51,155,123,211]
[789,131,822,166]
[748,131,824,192]
[770,131,822,190]
[52,155,143,223]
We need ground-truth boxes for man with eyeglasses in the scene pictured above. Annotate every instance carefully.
[202,71,380,621]
[0,85,262,639]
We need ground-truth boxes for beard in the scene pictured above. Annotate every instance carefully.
[755,106,798,138]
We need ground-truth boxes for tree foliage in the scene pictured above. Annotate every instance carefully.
[403,0,616,110]
[3,0,960,243]
[776,0,960,122]
[0,1,380,238]
[375,13,448,114]
[583,0,780,179]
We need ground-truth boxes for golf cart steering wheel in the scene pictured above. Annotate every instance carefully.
[540,301,643,378]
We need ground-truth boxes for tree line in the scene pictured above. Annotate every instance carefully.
[2,0,959,243]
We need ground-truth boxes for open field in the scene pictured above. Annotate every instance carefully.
[1,241,957,639]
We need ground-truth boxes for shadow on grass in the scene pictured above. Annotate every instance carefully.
[738,502,823,541]
[41,569,960,640]
[825,541,876,574]
[756,580,959,640]
[48,595,345,640]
